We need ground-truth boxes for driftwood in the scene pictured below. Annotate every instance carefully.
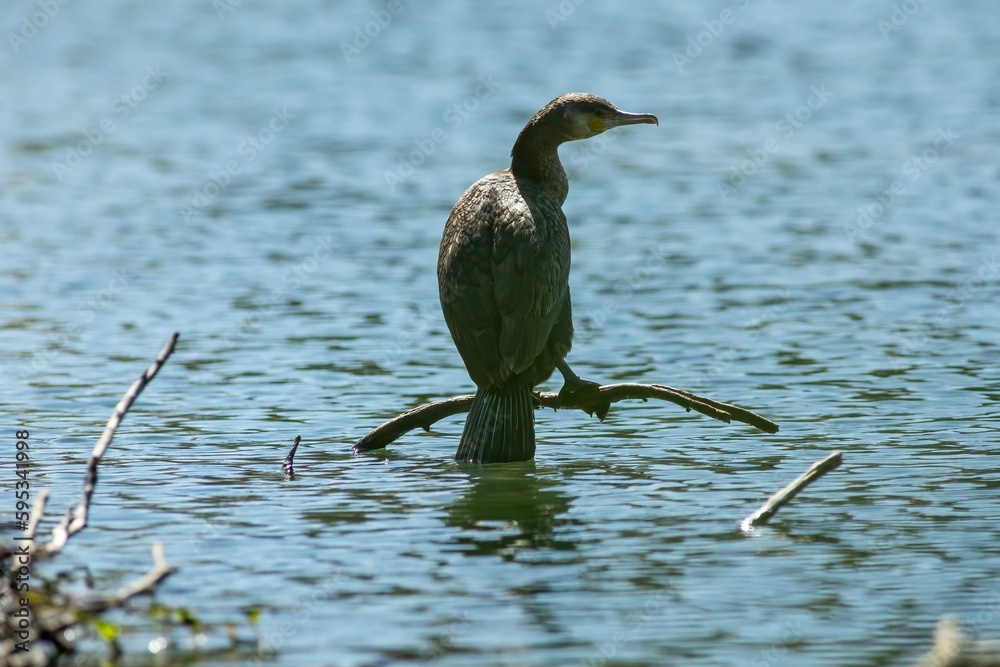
[355,382,778,453]
[739,451,842,531]
[1,332,180,666]
[910,616,1000,667]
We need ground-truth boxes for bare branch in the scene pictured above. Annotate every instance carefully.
[24,489,49,541]
[739,451,842,531]
[3,334,181,666]
[46,332,180,556]
[76,542,178,614]
[355,382,779,453]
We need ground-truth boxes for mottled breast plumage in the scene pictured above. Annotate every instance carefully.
[438,168,571,389]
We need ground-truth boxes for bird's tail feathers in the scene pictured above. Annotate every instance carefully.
[455,386,535,463]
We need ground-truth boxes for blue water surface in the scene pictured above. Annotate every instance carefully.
[2,1,999,665]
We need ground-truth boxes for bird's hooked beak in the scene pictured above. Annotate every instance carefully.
[588,109,659,134]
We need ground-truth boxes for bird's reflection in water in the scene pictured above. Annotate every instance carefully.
[445,462,575,560]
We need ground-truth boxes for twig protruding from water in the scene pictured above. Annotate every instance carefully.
[46,331,180,557]
[283,435,302,479]
[909,616,1000,667]
[739,451,842,531]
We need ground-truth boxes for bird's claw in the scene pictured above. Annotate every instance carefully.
[556,377,611,420]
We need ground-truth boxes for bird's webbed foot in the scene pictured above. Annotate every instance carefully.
[555,361,612,420]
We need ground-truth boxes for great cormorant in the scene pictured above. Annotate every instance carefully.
[438,92,658,463]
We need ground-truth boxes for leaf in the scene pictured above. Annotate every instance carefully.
[94,620,120,644]
[245,606,263,626]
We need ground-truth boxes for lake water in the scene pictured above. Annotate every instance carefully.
[2,0,999,665]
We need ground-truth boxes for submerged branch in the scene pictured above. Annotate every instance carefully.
[283,435,302,479]
[355,381,778,453]
[739,451,842,531]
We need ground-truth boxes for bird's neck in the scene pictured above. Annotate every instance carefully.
[510,131,569,206]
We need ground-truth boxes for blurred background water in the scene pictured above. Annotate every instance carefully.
[1,0,999,665]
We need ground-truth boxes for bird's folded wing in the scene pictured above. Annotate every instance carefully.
[493,200,569,375]
[438,193,503,385]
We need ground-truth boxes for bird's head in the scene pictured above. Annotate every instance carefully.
[534,92,659,142]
